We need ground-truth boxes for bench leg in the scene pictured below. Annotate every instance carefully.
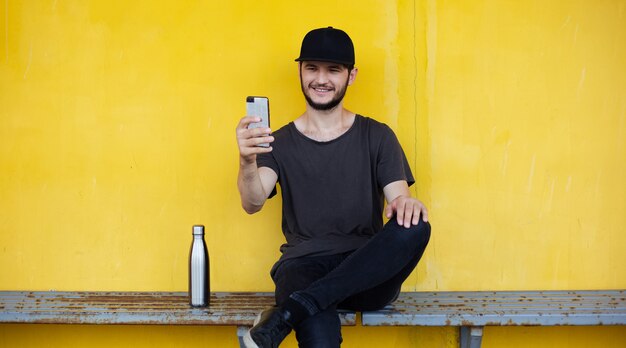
[459,326,483,348]
[237,326,251,348]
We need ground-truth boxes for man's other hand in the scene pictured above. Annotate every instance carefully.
[385,195,429,228]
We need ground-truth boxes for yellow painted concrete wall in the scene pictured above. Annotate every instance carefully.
[1,0,624,347]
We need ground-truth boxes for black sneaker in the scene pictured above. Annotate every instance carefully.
[243,306,293,348]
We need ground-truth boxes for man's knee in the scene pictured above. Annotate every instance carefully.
[415,219,431,247]
[385,218,431,249]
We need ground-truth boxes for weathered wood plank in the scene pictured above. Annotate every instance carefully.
[2,290,624,328]
[361,290,626,326]
[0,292,356,326]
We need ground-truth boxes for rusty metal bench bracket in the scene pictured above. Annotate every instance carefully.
[460,326,483,348]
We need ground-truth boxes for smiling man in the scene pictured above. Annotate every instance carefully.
[236,27,431,348]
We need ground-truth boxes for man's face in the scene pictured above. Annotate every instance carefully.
[299,61,356,111]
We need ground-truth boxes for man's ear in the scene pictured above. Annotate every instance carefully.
[348,67,358,86]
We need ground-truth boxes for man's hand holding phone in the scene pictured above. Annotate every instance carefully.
[237,96,274,165]
[236,119,274,165]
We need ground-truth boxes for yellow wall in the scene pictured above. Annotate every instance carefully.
[1,0,625,347]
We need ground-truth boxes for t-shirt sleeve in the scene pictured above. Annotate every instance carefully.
[256,152,279,198]
[376,125,415,188]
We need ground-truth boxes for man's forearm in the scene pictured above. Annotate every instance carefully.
[237,161,268,214]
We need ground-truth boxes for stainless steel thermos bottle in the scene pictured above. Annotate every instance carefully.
[189,225,209,307]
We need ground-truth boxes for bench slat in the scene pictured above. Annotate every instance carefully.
[2,290,624,328]
[0,291,356,326]
[362,290,626,326]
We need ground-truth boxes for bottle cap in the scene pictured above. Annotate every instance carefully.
[192,225,205,235]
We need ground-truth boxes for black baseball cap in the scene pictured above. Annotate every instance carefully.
[295,27,355,66]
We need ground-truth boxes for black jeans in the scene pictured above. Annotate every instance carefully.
[271,218,431,348]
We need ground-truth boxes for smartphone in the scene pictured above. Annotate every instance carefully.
[246,96,270,147]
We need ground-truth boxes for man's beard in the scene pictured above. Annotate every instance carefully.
[300,75,350,111]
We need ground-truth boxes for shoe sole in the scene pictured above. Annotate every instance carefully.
[241,312,263,348]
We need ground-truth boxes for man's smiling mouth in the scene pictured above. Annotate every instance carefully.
[312,86,334,92]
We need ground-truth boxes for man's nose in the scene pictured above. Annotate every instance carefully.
[315,71,330,84]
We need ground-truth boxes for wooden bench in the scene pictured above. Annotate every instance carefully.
[0,291,356,347]
[362,290,626,348]
[1,290,624,348]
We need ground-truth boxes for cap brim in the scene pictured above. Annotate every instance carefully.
[295,57,354,65]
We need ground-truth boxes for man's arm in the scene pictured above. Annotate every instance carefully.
[383,180,429,228]
[236,116,278,214]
